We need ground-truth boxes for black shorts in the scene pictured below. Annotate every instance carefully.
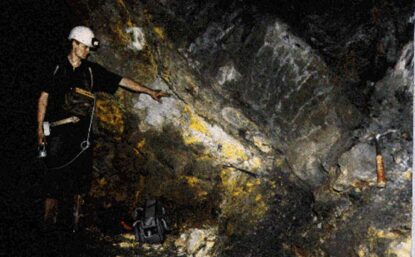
[42,121,93,199]
[43,146,92,200]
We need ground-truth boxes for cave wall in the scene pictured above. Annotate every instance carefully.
[65,2,305,254]
[61,0,413,256]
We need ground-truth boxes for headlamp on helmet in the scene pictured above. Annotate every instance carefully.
[91,38,100,49]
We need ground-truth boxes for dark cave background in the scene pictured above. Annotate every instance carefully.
[1,0,413,256]
[1,1,79,256]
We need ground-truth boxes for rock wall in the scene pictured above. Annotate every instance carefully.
[146,0,363,188]
[64,0,412,256]
[307,42,413,257]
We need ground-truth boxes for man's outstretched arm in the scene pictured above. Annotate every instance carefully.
[119,78,167,102]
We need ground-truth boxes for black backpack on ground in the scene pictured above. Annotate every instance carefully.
[133,199,169,244]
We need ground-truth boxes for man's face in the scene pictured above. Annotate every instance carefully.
[73,41,90,59]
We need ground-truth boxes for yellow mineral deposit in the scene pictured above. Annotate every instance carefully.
[386,237,411,257]
[182,134,200,145]
[220,168,240,193]
[126,19,134,28]
[182,106,210,144]
[255,194,262,202]
[403,169,412,180]
[116,0,135,29]
[185,176,200,187]
[249,156,262,170]
[246,181,255,193]
[375,229,400,240]
[153,26,165,40]
[96,99,125,136]
[220,168,268,219]
[221,142,248,162]
[98,177,108,187]
[134,49,158,82]
[111,22,131,45]
[134,139,146,152]
[188,111,209,135]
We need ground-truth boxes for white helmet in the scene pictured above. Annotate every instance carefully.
[68,26,99,48]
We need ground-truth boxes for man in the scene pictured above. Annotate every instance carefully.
[37,26,166,231]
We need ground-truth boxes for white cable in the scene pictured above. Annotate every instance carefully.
[49,97,96,170]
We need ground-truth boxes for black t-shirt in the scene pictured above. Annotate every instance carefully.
[42,57,122,121]
[42,58,122,167]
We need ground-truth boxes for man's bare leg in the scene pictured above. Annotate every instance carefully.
[73,194,84,232]
[44,198,58,224]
